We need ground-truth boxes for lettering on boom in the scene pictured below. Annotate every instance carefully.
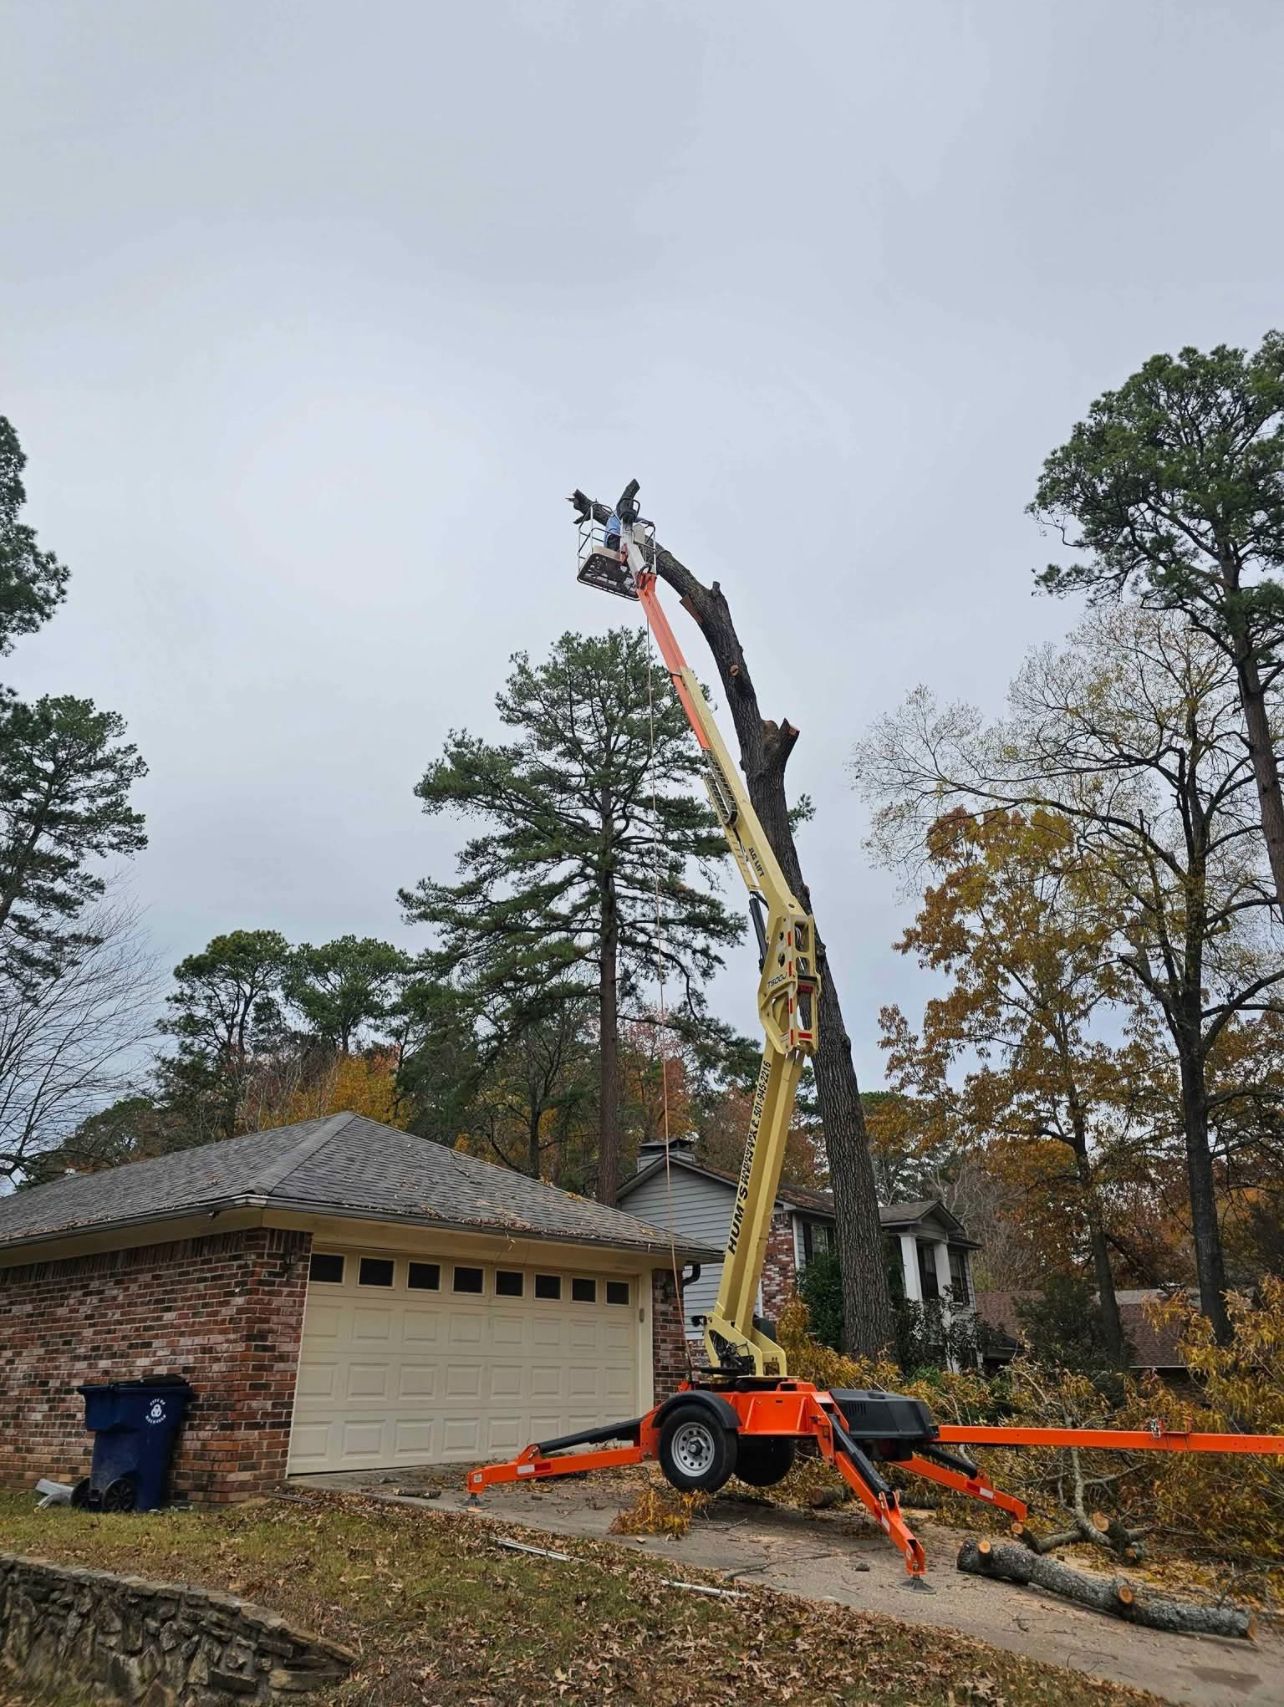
[726,1055,773,1256]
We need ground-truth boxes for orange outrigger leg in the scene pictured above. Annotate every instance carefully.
[468,1381,1284,1581]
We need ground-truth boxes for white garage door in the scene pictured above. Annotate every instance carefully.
[288,1247,642,1473]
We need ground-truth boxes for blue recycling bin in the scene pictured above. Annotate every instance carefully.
[71,1377,193,1513]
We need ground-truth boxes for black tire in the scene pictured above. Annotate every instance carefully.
[70,1477,94,1510]
[101,1475,137,1513]
[657,1403,738,1494]
[734,1436,796,1488]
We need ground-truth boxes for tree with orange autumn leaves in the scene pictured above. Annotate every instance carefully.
[876,807,1151,1363]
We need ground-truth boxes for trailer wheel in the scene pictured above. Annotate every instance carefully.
[658,1403,738,1494]
[734,1436,796,1487]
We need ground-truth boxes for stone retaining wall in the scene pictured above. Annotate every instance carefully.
[0,1553,353,1705]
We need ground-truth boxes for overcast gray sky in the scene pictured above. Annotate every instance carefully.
[3,0,1282,1079]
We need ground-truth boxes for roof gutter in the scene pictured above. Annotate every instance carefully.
[0,1193,721,1267]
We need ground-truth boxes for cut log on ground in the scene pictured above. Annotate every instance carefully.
[957,1537,1255,1639]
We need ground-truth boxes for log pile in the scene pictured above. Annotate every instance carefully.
[956,1537,1255,1638]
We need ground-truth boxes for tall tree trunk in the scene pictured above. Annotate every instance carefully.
[1176,1040,1232,1344]
[1220,555,1284,914]
[573,484,894,1352]
[598,850,621,1205]
[1071,1139,1127,1365]
[527,1105,542,1180]
[1232,644,1284,915]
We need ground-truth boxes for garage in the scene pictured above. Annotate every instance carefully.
[0,1111,712,1504]
[288,1246,641,1472]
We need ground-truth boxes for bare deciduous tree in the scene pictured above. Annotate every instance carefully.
[0,900,159,1186]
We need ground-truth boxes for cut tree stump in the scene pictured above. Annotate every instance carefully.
[956,1537,1255,1639]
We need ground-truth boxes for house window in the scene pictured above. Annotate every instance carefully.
[571,1277,597,1303]
[309,1252,344,1284]
[407,1262,440,1291]
[948,1247,970,1305]
[453,1266,484,1294]
[535,1274,561,1300]
[606,1280,630,1306]
[916,1242,940,1302]
[800,1220,832,1266]
[496,1270,524,1297]
[358,1257,394,1288]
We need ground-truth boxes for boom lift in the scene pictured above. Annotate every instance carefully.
[467,486,1284,1580]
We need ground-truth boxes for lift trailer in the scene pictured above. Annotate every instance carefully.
[468,486,1284,1581]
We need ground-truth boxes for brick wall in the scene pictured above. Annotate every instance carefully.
[760,1209,799,1325]
[0,1226,310,1504]
[650,1269,690,1400]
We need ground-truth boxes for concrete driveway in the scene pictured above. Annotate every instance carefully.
[296,1467,1283,1707]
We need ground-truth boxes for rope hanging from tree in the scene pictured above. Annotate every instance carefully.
[645,606,696,1382]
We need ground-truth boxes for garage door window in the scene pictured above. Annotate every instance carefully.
[407,1262,440,1291]
[309,1252,345,1284]
[453,1266,484,1294]
[571,1278,597,1303]
[495,1270,524,1297]
[359,1257,395,1287]
[606,1280,630,1305]
[534,1273,561,1300]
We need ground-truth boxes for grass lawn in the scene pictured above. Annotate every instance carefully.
[0,1488,1164,1706]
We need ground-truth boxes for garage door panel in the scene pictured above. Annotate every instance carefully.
[394,1419,435,1456]
[530,1364,563,1399]
[488,1364,524,1401]
[442,1418,480,1457]
[606,1371,633,1403]
[340,1419,387,1458]
[288,1421,332,1467]
[397,1363,438,1399]
[402,1310,442,1347]
[568,1366,600,1400]
[295,1361,339,1401]
[303,1303,343,1341]
[345,1363,390,1400]
[290,1253,642,1474]
[486,1417,521,1453]
[449,1315,484,1346]
[444,1362,482,1399]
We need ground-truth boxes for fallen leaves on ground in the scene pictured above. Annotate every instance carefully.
[0,1488,1169,1707]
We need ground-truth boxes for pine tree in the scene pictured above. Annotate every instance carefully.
[401,628,741,1203]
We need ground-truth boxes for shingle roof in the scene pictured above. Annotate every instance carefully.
[0,1113,717,1261]
[972,1288,1191,1370]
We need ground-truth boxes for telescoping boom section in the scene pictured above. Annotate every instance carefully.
[467,489,1284,1581]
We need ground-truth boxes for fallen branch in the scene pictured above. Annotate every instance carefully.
[957,1538,1255,1639]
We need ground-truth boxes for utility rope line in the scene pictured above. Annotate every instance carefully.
[644,602,695,1381]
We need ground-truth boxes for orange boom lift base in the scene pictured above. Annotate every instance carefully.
[468,487,1284,1581]
[467,1378,1284,1581]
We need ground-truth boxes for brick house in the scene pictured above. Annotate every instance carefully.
[618,1137,979,1342]
[0,1113,715,1504]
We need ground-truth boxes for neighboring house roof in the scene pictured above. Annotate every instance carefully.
[973,1288,1191,1370]
[619,1153,978,1246]
[0,1113,718,1262]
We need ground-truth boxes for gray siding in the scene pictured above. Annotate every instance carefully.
[625,1170,734,1332]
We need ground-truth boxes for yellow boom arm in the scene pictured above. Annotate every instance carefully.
[621,532,819,1376]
